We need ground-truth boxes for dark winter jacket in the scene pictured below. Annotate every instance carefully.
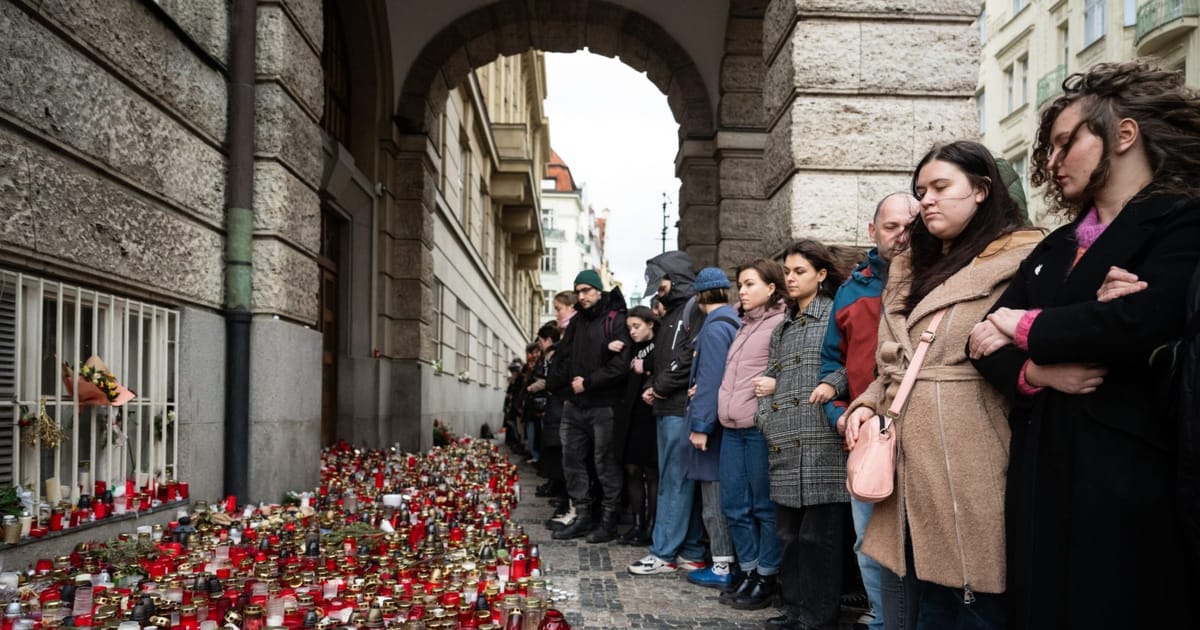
[972,192,1200,627]
[547,287,634,408]
[1179,260,1200,565]
[645,251,699,417]
[818,248,886,427]
[684,305,741,482]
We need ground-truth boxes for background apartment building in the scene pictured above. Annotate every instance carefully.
[539,152,608,320]
[977,0,1200,224]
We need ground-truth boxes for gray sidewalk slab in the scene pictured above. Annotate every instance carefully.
[510,455,864,630]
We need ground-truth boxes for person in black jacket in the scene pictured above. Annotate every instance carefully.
[968,60,1200,629]
[629,251,710,575]
[546,269,633,542]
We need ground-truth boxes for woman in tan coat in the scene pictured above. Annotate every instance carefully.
[842,141,1041,629]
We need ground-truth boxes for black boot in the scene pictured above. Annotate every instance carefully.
[585,510,619,544]
[616,513,644,545]
[719,570,755,605]
[551,511,592,540]
[730,572,777,610]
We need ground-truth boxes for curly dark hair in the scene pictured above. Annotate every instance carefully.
[902,141,1028,315]
[734,258,787,316]
[1031,60,1200,219]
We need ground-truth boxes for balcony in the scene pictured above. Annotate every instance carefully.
[1036,65,1067,107]
[1137,0,1200,53]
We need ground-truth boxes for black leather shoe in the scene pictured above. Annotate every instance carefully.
[616,514,644,545]
[763,614,792,630]
[718,571,755,605]
[551,514,592,540]
[730,573,777,610]
[585,511,619,543]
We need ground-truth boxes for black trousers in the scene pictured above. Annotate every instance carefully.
[560,401,622,514]
[776,502,849,629]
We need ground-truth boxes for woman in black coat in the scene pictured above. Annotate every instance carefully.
[969,60,1200,629]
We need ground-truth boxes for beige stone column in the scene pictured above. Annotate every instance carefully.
[762,0,980,254]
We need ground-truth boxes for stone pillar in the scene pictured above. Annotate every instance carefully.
[374,133,438,451]
[762,0,979,254]
[716,2,770,266]
[246,0,325,501]
[676,142,720,267]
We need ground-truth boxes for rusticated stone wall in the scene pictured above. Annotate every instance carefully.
[761,0,980,255]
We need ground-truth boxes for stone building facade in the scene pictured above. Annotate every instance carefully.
[539,151,607,318]
[0,0,980,524]
[977,0,1200,225]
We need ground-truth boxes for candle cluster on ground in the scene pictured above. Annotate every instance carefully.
[0,439,569,630]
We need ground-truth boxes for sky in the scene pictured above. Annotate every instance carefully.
[543,51,681,302]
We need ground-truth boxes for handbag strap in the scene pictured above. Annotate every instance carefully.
[885,309,948,421]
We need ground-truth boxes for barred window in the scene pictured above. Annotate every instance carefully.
[0,269,179,501]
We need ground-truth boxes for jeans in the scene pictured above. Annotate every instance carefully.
[699,480,733,560]
[560,402,622,514]
[649,415,705,562]
[776,503,848,628]
[525,416,540,460]
[719,427,781,574]
[880,530,1006,630]
[852,498,884,630]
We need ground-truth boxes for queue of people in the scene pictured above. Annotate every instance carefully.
[502,60,1199,629]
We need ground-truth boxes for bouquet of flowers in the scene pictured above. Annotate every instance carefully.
[432,418,453,447]
[62,354,135,406]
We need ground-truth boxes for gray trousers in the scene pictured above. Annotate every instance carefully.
[560,401,622,514]
[700,480,734,559]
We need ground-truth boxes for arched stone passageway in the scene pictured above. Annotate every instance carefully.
[325,0,979,449]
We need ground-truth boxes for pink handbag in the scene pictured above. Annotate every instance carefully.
[846,310,947,503]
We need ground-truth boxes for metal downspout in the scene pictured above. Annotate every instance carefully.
[224,0,256,505]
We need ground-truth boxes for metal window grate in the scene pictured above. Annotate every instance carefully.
[0,268,179,503]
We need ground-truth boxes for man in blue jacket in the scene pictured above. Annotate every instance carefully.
[812,192,916,630]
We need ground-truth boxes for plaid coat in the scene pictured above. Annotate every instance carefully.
[756,295,848,508]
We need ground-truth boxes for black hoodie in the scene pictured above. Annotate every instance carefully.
[546,286,634,408]
[644,251,699,417]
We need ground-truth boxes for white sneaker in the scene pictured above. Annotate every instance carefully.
[675,556,706,571]
[627,554,677,575]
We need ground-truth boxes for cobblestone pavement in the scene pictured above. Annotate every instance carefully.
[510,455,865,630]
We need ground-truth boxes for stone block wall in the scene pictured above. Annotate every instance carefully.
[761,0,979,254]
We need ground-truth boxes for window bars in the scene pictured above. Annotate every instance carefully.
[0,268,180,505]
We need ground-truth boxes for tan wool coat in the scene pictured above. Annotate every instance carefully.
[849,230,1042,595]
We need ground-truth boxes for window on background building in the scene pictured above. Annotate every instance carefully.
[1018,56,1029,107]
[542,247,558,273]
[440,287,456,370]
[0,269,179,493]
[1084,0,1105,46]
[477,320,489,385]
[1010,153,1029,190]
[541,178,556,191]
[459,134,472,229]
[455,300,470,376]
[1058,23,1070,65]
[978,7,987,44]
[1005,65,1016,113]
[492,333,502,387]
[1123,0,1137,27]
[1013,0,1027,14]
[541,208,554,230]
[977,89,986,133]
[432,280,443,361]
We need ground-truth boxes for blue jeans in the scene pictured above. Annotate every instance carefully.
[853,498,884,630]
[719,427,781,574]
[880,529,1006,630]
[649,415,705,562]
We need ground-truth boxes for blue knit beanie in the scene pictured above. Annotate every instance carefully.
[693,267,731,292]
